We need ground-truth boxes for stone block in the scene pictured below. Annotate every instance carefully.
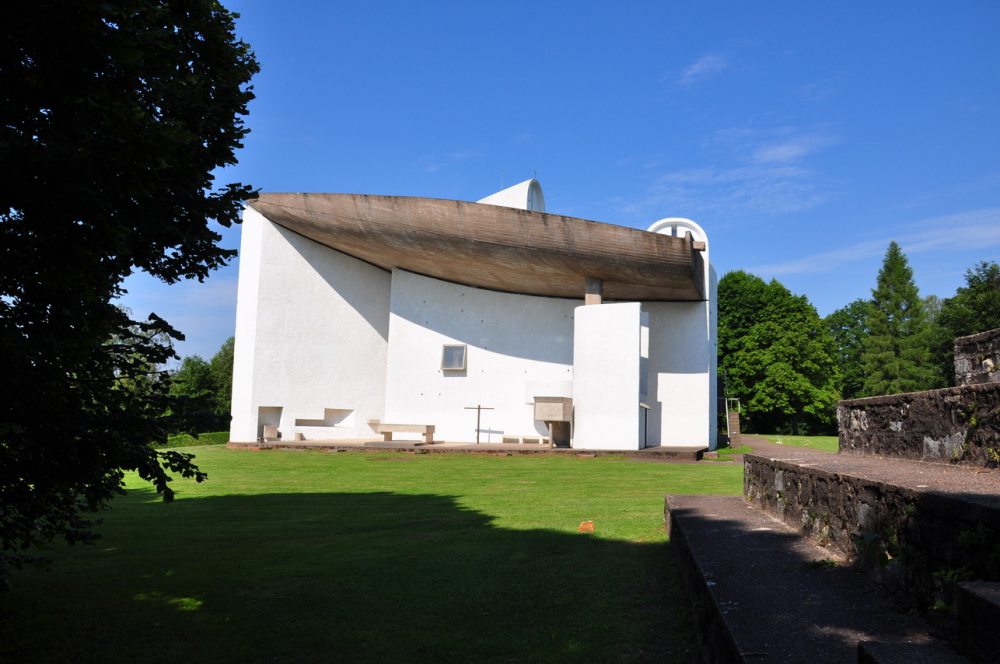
[954,327,1000,386]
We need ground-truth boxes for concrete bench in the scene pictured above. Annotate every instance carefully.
[367,420,435,444]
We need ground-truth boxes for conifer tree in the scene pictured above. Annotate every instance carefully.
[861,242,936,395]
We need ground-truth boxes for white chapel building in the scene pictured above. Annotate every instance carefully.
[229,179,717,450]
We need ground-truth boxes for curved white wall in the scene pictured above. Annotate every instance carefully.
[230,209,391,442]
[384,270,575,442]
[646,216,718,449]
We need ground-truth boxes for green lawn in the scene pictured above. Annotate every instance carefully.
[1,447,742,663]
[758,434,839,453]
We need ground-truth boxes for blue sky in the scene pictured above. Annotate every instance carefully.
[120,1,1000,360]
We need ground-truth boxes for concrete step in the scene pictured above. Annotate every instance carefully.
[956,582,1000,662]
[665,494,968,663]
[743,451,1000,613]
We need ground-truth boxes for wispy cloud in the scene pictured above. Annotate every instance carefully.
[748,208,1000,276]
[623,164,831,218]
[678,53,728,85]
[623,126,840,219]
[751,134,838,165]
[417,150,484,174]
[798,82,839,102]
[901,173,1000,209]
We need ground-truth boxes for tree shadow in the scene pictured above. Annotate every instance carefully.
[2,490,696,663]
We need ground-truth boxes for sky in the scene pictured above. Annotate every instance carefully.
[119,1,1000,361]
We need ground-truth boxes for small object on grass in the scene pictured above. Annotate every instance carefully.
[578,520,595,533]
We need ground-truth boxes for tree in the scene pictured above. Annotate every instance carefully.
[717,270,775,361]
[824,299,871,400]
[860,242,936,396]
[1,1,258,583]
[169,355,220,433]
[718,272,841,434]
[209,336,236,417]
[168,337,234,432]
[934,261,1000,384]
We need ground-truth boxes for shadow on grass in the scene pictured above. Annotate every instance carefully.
[2,489,696,663]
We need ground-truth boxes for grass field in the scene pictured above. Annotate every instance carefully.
[758,434,839,453]
[1,447,742,663]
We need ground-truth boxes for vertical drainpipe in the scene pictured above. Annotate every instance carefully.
[585,277,603,305]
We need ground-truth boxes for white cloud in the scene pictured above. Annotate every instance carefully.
[901,173,1000,209]
[748,208,1000,276]
[417,150,484,174]
[623,126,840,219]
[678,53,728,85]
[751,134,838,165]
[623,164,831,219]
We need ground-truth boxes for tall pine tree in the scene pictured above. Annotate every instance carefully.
[861,242,936,396]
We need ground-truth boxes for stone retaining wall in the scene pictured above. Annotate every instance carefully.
[744,454,1000,612]
[837,382,1000,467]
[955,328,1000,387]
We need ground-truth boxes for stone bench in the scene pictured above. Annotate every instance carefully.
[367,420,435,444]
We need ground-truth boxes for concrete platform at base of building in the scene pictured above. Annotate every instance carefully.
[226,439,708,462]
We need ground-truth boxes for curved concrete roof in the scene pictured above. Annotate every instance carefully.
[249,193,706,301]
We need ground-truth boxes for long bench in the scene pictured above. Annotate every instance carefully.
[367,420,435,444]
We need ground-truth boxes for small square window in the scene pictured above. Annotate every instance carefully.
[441,344,467,371]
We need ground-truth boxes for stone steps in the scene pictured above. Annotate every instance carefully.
[956,582,1000,663]
[743,451,1000,614]
[666,494,967,663]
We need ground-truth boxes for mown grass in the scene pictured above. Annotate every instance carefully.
[1,447,742,663]
[759,434,839,453]
[710,444,753,461]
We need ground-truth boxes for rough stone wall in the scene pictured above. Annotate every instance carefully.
[744,454,1000,612]
[837,383,1000,467]
[954,327,1000,387]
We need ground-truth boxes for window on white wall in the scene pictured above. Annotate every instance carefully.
[441,344,467,371]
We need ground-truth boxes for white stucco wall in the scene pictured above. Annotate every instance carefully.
[644,301,716,448]
[476,178,545,212]
[572,302,647,450]
[645,217,718,450]
[229,209,391,442]
[383,270,576,442]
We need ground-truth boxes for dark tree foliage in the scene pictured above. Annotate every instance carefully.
[168,336,235,432]
[0,1,258,583]
[934,261,1000,384]
[860,242,937,396]
[718,271,840,434]
[824,299,871,400]
[209,336,236,417]
[168,355,221,433]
